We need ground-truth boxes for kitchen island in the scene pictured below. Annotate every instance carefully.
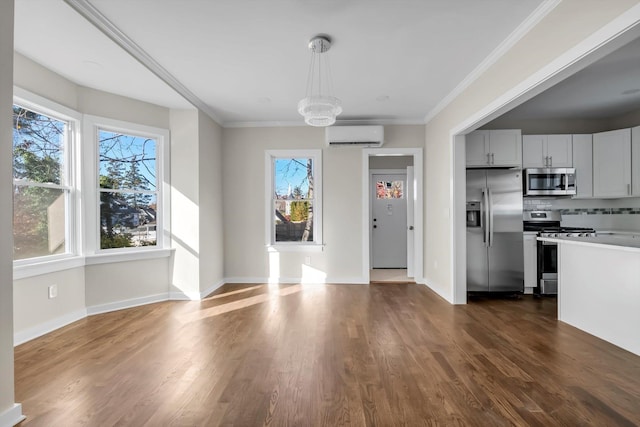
[538,234,640,356]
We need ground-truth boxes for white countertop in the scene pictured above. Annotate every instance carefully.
[537,234,640,252]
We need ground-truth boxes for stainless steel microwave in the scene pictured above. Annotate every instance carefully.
[524,168,576,196]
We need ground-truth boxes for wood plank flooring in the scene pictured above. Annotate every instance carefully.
[14,284,640,426]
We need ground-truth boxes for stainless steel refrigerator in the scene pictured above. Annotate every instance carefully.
[466,169,523,293]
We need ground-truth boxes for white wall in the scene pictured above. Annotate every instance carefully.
[170,109,201,298]
[14,268,85,344]
[85,258,170,311]
[197,111,224,295]
[424,0,640,302]
[169,110,225,298]
[369,155,413,169]
[0,2,19,425]
[13,52,77,110]
[222,125,423,283]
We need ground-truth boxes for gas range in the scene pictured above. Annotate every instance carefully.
[538,227,597,238]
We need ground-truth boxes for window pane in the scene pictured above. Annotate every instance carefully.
[13,105,65,185]
[376,180,404,199]
[100,192,157,249]
[275,200,313,242]
[13,186,67,260]
[99,130,157,191]
[274,158,312,199]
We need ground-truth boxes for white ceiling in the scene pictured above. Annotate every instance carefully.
[14,0,546,127]
[495,36,640,121]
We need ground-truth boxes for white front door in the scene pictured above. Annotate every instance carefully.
[372,173,407,268]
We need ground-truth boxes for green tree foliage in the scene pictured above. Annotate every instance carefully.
[290,201,309,222]
[98,132,157,248]
[12,106,64,258]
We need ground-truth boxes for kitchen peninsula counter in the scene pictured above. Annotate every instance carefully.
[537,234,640,251]
[538,235,640,356]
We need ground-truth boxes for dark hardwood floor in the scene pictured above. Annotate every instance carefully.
[15,284,640,426]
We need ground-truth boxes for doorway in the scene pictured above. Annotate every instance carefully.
[450,17,640,304]
[362,148,423,284]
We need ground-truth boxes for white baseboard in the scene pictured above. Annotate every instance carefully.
[87,293,169,315]
[0,403,25,427]
[422,278,454,304]
[199,279,226,298]
[168,290,200,301]
[14,309,87,346]
[223,277,267,284]
[223,276,369,285]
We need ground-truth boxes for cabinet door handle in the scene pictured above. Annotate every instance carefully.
[549,156,552,167]
[628,183,631,195]
[486,153,490,164]
[491,153,495,164]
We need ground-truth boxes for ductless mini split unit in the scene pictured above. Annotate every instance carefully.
[325,125,384,148]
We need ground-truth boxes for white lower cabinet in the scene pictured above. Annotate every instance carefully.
[523,232,537,294]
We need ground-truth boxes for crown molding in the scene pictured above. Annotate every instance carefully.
[224,117,426,128]
[63,0,223,126]
[424,0,562,124]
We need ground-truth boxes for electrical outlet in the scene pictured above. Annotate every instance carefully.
[48,284,58,299]
[305,256,311,264]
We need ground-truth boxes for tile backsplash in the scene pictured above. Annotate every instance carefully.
[523,198,640,231]
[560,207,640,215]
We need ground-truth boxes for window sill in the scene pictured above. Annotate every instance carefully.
[267,244,325,253]
[14,256,85,280]
[85,248,174,265]
[13,248,174,279]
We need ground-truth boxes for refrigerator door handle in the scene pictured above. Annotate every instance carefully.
[482,188,489,247]
[487,188,494,247]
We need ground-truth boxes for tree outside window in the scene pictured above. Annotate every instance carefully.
[98,130,158,249]
[12,105,70,260]
[267,149,322,247]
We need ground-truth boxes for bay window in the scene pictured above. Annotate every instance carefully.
[12,97,78,263]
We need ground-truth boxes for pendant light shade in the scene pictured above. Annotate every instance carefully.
[298,36,342,127]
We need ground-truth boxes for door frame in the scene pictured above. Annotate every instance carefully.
[369,169,408,269]
[362,148,423,283]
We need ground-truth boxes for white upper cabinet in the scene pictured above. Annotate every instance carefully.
[593,128,632,198]
[632,126,640,197]
[522,134,572,168]
[572,134,593,198]
[466,130,490,166]
[466,129,521,167]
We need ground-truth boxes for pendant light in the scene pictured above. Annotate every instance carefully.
[298,35,342,127]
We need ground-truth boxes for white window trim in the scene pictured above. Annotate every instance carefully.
[12,87,82,268]
[83,114,171,256]
[265,149,323,252]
